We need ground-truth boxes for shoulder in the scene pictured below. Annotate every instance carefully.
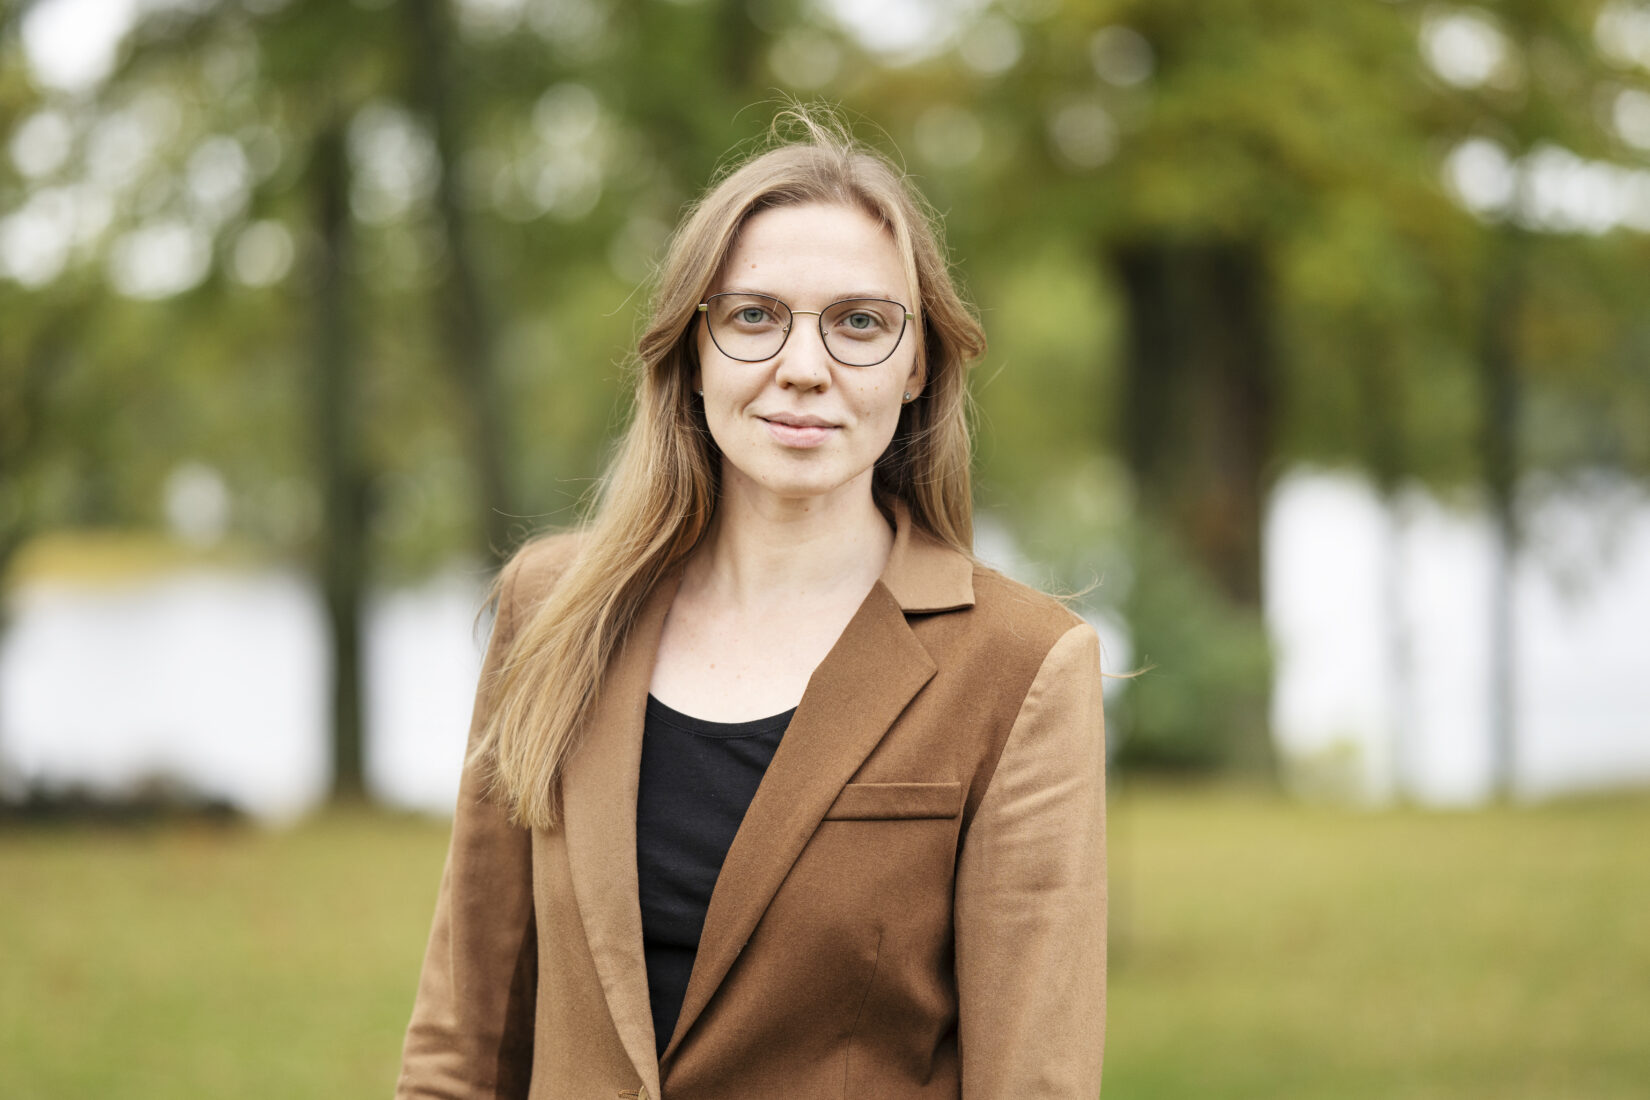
[906,558,1098,721]
[959,569,1104,794]
[885,512,1084,663]
[965,561,1091,657]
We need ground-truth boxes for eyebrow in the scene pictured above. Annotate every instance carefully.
[718,287,906,305]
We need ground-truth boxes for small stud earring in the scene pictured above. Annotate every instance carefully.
[696,389,703,397]
[902,392,913,403]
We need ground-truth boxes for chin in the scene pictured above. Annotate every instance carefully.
[730,462,875,507]
[762,476,854,502]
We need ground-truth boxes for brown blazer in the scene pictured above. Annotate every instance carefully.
[397,509,1108,1099]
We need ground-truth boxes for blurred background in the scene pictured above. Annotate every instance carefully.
[2,0,1647,1096]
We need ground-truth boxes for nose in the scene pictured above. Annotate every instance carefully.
[773,313,832,391]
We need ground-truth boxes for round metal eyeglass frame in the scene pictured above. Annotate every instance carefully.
[697,293,916,368]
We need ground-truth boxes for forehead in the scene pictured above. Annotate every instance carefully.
[717,202,908,303]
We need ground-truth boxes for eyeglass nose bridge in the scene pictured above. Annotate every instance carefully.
[770,309,827,356]
[783,309,821,331]
[778,314,834,391]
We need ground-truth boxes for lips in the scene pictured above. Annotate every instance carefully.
[761,413,835,428]
[760,414,837,449]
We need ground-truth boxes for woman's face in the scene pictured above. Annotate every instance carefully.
[695,202,923,513]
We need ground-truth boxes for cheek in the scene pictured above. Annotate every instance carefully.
[848,381,906,444]
[860,354,918,423]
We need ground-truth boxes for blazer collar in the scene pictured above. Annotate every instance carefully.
[879,500,976,614]
[557,502,974,1092]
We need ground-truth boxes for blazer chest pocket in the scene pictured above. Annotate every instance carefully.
[823,781,964,820]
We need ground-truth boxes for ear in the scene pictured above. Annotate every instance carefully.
[903,305,928,400]
[903,355,926,402]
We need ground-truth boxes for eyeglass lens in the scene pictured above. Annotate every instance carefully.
[702,293,908,367]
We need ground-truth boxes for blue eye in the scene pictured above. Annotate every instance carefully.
[735,305,785,326]
[835,308,889,338]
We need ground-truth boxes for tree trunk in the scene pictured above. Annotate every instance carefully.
[1480,231,1523,801]
[1353,329,1414,802]
[312,117,371,803]
[1113,239,1278,775]
[1117,241,1274,605]
[404,0,517,560]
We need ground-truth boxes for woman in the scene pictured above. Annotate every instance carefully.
[397,114,1107,1100]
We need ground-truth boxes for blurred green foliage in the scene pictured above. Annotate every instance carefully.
[2,791,1646,1097]
[3,0,1648,774]
[1113,519,1274,772]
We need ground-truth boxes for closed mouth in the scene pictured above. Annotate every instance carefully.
[761,415,836,429]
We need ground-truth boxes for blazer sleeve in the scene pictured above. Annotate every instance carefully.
[397,552,537,1100]
[954,621,1108,1099]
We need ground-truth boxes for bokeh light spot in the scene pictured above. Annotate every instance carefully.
[1049,100,1117,169]
[107,219,212,299]
[231,220,295,288]
[1090,25,1154,87]
[9,109,76,180]
[1422,9,1510,89]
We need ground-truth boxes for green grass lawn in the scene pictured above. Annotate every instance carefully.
[2,788,1645,1098]
[1106,787,1650,1099]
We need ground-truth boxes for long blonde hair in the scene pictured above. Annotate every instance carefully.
[476,110,987,829]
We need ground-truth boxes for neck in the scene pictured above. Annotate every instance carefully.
[687,480,894,611]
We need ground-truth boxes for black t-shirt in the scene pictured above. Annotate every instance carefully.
[636,693,795,1058]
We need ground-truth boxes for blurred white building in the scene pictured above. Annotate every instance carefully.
[1267,469,1650,804]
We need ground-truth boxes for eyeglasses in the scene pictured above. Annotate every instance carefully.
[698,292,915,368]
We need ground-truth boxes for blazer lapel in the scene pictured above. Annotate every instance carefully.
[661,579,937,1061]
[560,572,681,1100]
